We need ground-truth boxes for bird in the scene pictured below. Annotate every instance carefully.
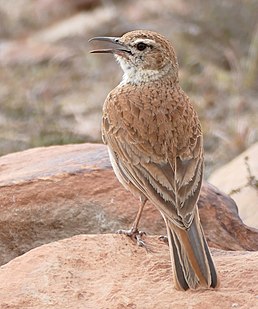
[89,30,219,290]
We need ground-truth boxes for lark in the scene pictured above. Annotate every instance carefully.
[89,30,219,290]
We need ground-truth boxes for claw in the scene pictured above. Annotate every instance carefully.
[158,235,169,245]
[135,231,146,247]
[116,228,146,247]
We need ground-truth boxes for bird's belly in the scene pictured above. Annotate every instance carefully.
[107,146,129,189]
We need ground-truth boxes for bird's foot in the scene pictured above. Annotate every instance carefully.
[116,227,146,247]
[158,235,169,245]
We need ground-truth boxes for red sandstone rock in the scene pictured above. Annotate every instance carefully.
[0,234,257,309]
[0,143,257,266]
[198,183,258,251]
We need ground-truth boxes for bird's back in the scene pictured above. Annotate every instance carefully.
[102,77,203,163]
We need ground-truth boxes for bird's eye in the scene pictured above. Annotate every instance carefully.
[136,42,147,51]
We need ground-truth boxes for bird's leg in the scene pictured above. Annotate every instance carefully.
[117,198,147,247]
[158,212,169,244]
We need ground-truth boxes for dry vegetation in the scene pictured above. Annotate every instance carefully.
[0,0,257,176]
[229,156,258,195]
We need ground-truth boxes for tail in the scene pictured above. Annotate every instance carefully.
[165,211,219,290]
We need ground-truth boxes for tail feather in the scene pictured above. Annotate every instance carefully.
[170,233,189,290]
[165,211,219,290]
[202,233,218,288]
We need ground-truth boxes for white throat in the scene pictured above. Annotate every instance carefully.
[115,55,172,85]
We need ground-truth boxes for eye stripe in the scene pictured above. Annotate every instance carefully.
[134,38,156,45]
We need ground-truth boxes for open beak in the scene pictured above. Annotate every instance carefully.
[89,36,131,55]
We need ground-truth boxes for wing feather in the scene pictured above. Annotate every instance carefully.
[102,85,203,229]
[103,114,203,229]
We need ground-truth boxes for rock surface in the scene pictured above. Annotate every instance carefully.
[209,142,258,228]
[1,143,258,266]
[198,183,258,251]
[0,234,257,309]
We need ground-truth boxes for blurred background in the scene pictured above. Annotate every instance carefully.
[0,0,257,177]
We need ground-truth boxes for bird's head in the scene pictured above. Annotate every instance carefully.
[89,30,179,84]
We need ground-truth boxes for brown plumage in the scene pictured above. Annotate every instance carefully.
[89,30,219,290]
